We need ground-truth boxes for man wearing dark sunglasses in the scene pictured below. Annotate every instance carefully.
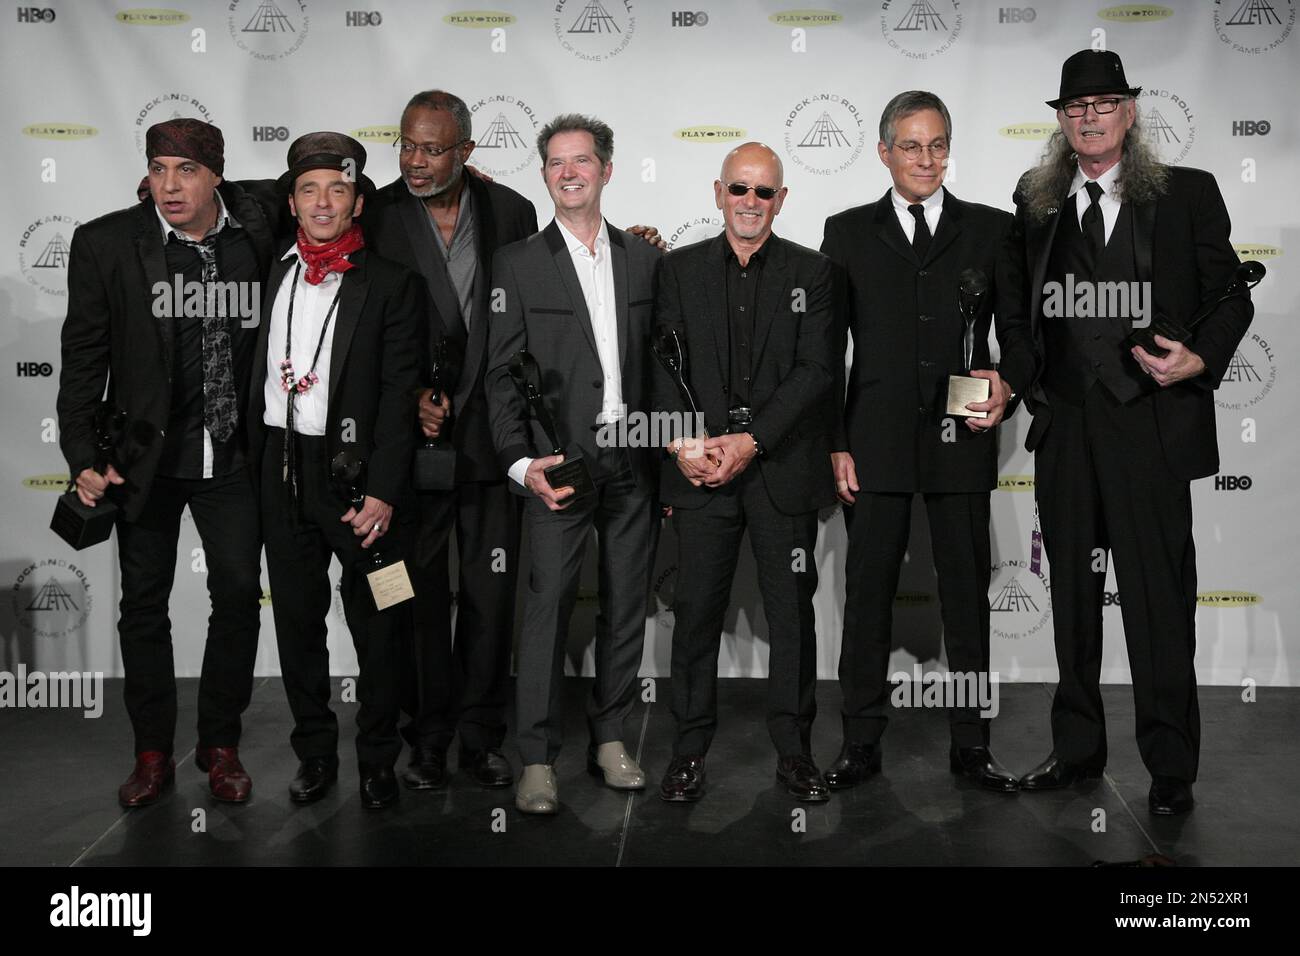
[820,91,1017,795]
[997,51,1253,815]
[652,142,837,803]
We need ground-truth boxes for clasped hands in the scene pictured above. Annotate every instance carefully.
[672,433,757,488]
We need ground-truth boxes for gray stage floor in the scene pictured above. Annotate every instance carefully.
[2,679,1296,867]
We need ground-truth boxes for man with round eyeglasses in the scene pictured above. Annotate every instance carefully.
[820,91,1017,795]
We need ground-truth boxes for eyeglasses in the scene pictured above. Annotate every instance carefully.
[1060,97,1123,118]
[725,182,780,200]
[892,140,949,160]
[394,138,470,158]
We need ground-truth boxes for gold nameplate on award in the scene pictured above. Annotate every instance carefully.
[367,559,415,610]
[946,375,990,419]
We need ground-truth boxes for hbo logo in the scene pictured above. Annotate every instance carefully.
[1214,475,1253,491]
[253,126,290,142]
[998,7,1037,22]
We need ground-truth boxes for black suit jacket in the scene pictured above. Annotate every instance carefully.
[58,180,278,520]
[651,232,837,515]
[364,174,538,481]
[823,189,1011,493]
[247,246,424,508]
[485,220,662,496]
[996,165,1253,481]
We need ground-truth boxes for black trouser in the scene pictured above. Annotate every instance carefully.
[260,429,411,770]
[514,458,657,766]
[402,479,522,756]
[115,469,262,756]
[669,469,820,758]
[1035,384,1200,782]
[837,490,993,749]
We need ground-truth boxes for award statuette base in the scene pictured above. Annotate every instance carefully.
[1125,316,1190,360]
[946,375,990,419]
[413,443,457,492]
[544,454,595,500]
[50,492,117,550]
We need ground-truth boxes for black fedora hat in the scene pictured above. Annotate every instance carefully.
[277,131,376,196]
[1046,50,1142,109]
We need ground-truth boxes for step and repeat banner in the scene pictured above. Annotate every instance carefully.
[1,0,1293,687]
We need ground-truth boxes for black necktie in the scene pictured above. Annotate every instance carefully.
[1082,180,1106,269]
[908,203,931,262]
[170,231,238,443]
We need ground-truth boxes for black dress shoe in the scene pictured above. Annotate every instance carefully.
[659,755,706,803]
[1148,776,1194,815]
[359,764,398,809]
[402,746,448,790]
[822,742,882,790]
[460,748,513,789]
[289,757,338,805]
[1018,753,1105,791]
[949,745,1020,793]
[777,754,830,803]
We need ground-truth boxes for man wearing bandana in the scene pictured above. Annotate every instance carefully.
[246,132,424,809]
[58,119,276,808]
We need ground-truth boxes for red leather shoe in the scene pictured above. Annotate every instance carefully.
[118,751,175,808]
[195,746,253,803]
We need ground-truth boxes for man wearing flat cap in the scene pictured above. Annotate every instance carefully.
[997,50,1254,814]
[58,118,277,808]
[247,132,423,809]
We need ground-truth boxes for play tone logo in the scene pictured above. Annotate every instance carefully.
[0,665,103,718]
[351,124,400,145]
[1233,243,1282,259]
[23,474,70,491]
[999,122,1055,139]
[1098,4,1174,20]
[768,9,844,25]
[50,887,151,936]
[443,10,515,26]
[1197,590,1261,606]
[997,474,1035,491]
[673,125,747,142]
[116,8,189,24]
[22,123,98,140]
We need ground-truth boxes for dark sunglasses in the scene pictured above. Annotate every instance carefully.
[725,182,780,201]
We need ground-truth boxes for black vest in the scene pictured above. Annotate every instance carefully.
[1039,203,1151,405]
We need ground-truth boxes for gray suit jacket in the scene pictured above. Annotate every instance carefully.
[485,220,662,496]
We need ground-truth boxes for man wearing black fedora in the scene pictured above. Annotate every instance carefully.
[247,132,424,809]
[997,51,1253,814]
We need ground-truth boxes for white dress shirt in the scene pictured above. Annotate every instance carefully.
[891,185,945,242]
[262,247,343,436]
[1069,161,1122,244]
[509,218,621,489]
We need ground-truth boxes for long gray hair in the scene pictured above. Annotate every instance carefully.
[1021,108,1168,222]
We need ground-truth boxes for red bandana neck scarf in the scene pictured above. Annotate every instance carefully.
[296,223,364,285]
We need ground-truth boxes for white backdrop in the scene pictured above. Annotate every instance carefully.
[1,0,1294,688]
